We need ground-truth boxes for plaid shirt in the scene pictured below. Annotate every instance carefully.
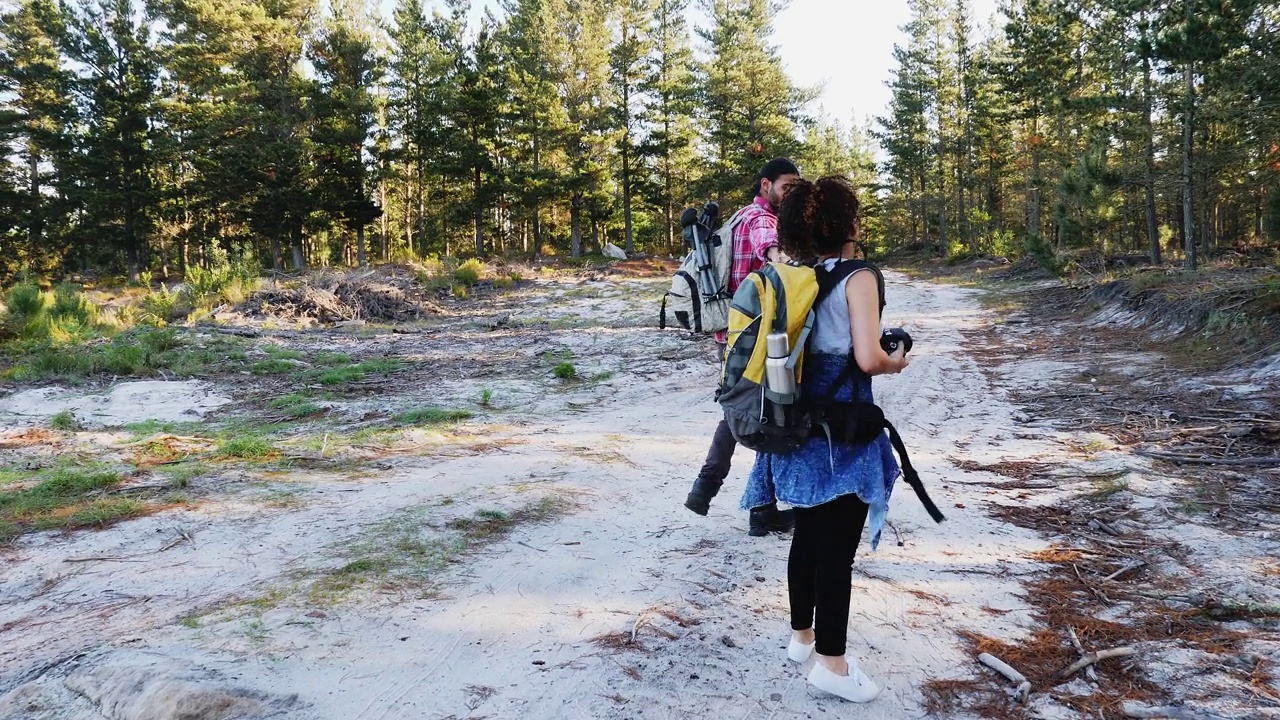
[716,195,779,344]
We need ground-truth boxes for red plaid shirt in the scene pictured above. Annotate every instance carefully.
[716,195,779,343]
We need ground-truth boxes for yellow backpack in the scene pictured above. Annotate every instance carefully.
[717,259,946,524]
[717,261,868,454]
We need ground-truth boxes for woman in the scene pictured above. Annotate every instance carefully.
[740,176,908,703]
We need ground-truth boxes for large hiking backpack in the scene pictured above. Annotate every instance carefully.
[717,260,869,454]
[659,205,752,334]
[717,259,946,524]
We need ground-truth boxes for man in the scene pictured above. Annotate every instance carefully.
[684,157,800,536]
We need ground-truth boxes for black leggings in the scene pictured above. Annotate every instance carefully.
[788,493,870,657]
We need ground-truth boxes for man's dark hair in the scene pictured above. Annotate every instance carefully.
[753,157,801,196]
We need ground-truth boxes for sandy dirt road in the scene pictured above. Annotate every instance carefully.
[1,271,1089,719]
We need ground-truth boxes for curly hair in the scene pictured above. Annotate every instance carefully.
[776,176,861,261]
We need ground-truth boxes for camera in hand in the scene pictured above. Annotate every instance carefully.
[880,327,913,356]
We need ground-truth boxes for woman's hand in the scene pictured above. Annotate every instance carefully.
[847,271,908,377]
[886,345,910,374]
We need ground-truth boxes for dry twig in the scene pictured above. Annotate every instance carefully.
[978,652,1032,703]
[1052,646,1135,681]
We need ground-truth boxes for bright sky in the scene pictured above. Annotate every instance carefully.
[772,0,1003,128]
[382,0,1005,128]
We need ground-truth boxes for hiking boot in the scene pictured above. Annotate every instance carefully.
[684,476,722,516]
[749,505,795,536]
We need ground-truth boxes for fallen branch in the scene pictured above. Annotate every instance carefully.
[1134,450,1280,467]
[1121,702,1234,720]
[1102,559,1146,582]
[1066,626,1098,682]
[1051,646,1135,681]
[977,652,1031,703]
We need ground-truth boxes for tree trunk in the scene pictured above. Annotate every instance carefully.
[1142,54,1161,264]
[27,147,40,258]
[909,174,919,246]
[291,220,306,270]
[1181,64,1196,272]
[1030,114,1042,238]
[474,163,484,257]
[379,173,389,261]
[530,136,541,261]
[271,236,282,271]
[570,197,583,258]
[938,160,949,256]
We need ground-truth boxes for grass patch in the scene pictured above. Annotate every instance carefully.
[394,407,472,426]
[124,419,206,439]
[553,362,577,380]
[2,327,247,382]
[0,464,146,543]
[178,615,200,629]
[217,435,275,460]
[310,495,571,603]
[50,410,80,431]
[267,393,327,420]
[264,346,304,360]
[157,461,211,489]
[479,388,494,406]
[251,358,299,375]
[314,358,403,386]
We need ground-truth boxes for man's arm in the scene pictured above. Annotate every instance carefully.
[747,212,781,263]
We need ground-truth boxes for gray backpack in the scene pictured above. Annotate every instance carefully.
[659,205,750,334]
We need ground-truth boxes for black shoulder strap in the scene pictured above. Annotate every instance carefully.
[813,259,886,310]
[884,420,946,523]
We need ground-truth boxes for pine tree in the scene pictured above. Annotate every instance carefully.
[876,5,932,248]
[610,0,654,253]
[0,0,75,272]
[63,0,162,281]
[698,0,807,202]
[455,13,508,257]
[562,0,615,258]
[1155,0,1262,270]
[639,0,698,250]
[311,0,382,267]
[501,0,571,258]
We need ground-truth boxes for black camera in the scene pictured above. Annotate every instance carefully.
[880,327,913,356]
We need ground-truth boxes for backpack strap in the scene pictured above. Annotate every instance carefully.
[716,205,755,248]
[814,259,885,310]
[884,420,946,523]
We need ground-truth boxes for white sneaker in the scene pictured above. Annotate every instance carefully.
[787,637,815,663]
[807,657,880,703]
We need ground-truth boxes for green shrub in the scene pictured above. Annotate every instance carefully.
[5,281,46,320]
[139,327,183,354]
[553,362,577,380]
[102,341,146,374]
[479,388,493,406]
[184,247,258,306]
[141,285,179,324]
[1024,231,1062,274]
[454,259,484,287]
[452,284,469,300]
[50,283,97,323]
